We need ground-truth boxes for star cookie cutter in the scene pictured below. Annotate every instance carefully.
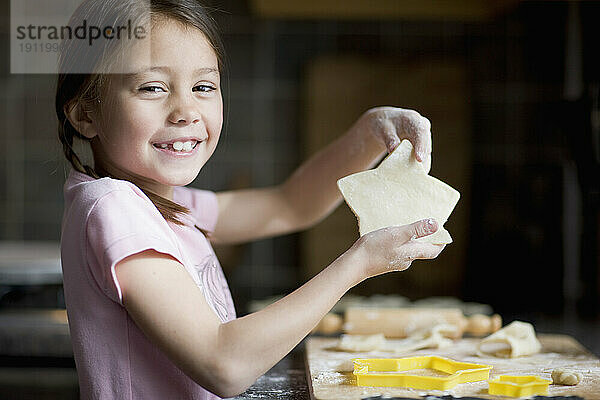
[352,356,492,390]
[488,375,552,397]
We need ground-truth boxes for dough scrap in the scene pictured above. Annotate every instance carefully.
[390,324,456,354]
[337,140,460,244]
[477,321,542,358]
[551,368,582,386]
[335,325,456,354]
[336,333,386,352]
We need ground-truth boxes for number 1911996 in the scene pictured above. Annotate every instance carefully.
[19,42,59,52]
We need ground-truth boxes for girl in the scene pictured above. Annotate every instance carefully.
[57,0,445,398]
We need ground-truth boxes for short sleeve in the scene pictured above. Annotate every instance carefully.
[173,187,219,233]
[86,189,183,304]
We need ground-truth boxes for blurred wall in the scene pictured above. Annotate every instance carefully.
[1,0,598,316]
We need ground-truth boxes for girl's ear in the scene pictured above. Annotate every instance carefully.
[64,101,99,139]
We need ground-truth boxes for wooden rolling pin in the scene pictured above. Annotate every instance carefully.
[313,308,501,338]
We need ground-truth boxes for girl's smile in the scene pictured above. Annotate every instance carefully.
[152,136,205,156]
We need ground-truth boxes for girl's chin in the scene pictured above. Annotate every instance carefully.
[157,171,201,187]
[153,178,192,189]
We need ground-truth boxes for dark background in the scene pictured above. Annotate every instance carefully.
[0,0,599,397]
[1,0,599,327]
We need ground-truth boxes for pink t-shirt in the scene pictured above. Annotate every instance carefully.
[61,169,236,400]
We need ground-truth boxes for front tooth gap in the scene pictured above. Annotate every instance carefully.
[173,141,184,151]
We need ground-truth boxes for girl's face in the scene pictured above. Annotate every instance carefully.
[89,18,222,198]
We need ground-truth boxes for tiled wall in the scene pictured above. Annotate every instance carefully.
[1,1,598,314]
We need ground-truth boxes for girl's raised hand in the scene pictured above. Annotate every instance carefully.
[359,106,432,173]
[347,218,445,282]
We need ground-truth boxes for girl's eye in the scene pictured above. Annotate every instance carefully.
[139,86,165,93]
[193,84,216,93]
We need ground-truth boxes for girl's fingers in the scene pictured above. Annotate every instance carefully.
[382,218,438,244]
[413,140,425,162]
[379,118,400,153]
[400,242,446,260]
[400,111,431,161]
[362,219,444,276]
[368,108,432,157]
[408,218,438,240]
[387,242,445,271]
[412,126,431,163]
[388,135,401,153]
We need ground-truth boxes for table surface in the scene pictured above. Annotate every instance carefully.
[0,329,598,400]
[230,342,310,400]
[305,335,600,400]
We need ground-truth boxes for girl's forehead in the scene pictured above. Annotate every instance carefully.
[112,18,218,74]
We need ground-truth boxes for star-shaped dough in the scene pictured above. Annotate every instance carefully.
[337,139,460,244]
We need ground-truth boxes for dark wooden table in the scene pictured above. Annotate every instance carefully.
[1,309,598,399]
[231,341,310,400]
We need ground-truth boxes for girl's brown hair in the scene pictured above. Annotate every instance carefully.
[56,0,225,225]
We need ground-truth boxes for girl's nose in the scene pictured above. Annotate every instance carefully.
[167,95,201,125]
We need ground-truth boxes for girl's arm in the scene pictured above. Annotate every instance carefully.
[211,107,432,245]
[116,219,443,398]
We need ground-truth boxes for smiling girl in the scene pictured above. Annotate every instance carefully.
[57,1,445,398]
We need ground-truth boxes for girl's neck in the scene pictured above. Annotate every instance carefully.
[94,163,174,201]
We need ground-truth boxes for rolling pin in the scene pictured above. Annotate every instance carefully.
[312,308,502,338]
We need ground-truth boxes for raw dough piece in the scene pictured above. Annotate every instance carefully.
[337,139,460,244]
[391,324,456,354]
[336,325,456,354]
[336,333,386,352]
[477,321,542,358]
[551,368,582,386]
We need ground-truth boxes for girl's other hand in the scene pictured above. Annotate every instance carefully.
[347,218,445,282]
[360,106,432,173]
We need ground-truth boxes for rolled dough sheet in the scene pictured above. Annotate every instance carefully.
[337,139,460,244]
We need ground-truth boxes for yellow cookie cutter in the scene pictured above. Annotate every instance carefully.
[488,375,552,397]
[352,356,493,390]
